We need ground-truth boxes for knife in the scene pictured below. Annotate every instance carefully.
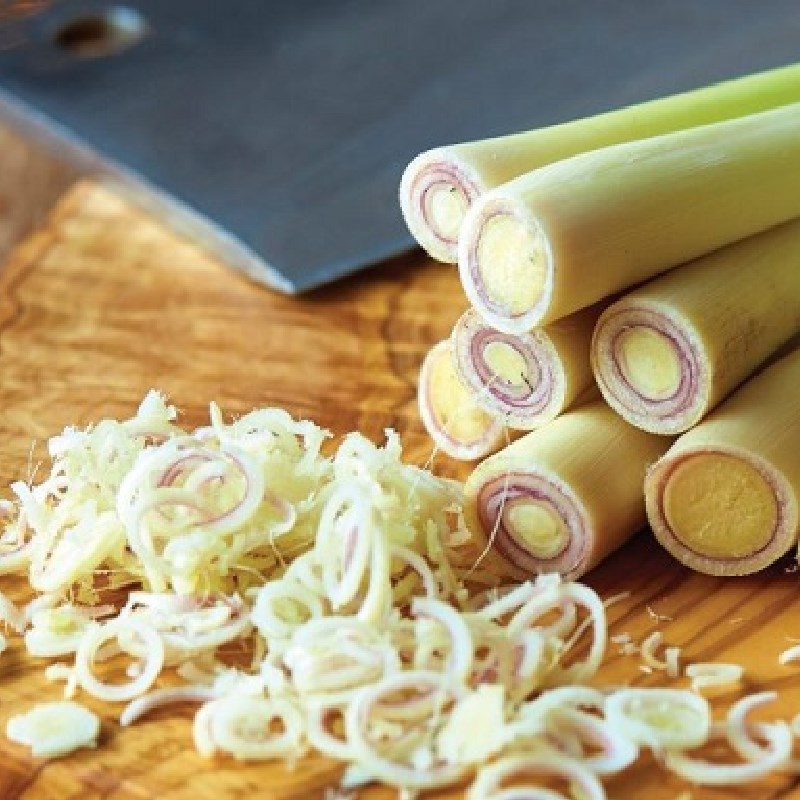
[0,0,797,292]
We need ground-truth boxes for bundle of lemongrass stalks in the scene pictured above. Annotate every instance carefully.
[1,393,798,799]
[403,62,800,578]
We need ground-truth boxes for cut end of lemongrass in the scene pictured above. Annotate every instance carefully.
[646,446,795,575]
[592,301,707,435]
[459,194,552,334]
[399,148,483,263]
[418,340,506,461]
[451,309,566,430]
[469,466,589,580]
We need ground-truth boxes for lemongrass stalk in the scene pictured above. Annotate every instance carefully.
[591,219,800,435]
[645,349,800,576]
[401,62,800,263]
[452,304,601,430]
[418,340,507,461]
[459,101,800,333]
[464,400,671,580]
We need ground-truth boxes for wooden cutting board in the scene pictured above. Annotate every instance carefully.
[0,179,798,800]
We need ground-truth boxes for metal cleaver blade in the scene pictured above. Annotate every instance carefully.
[0,0,799,292]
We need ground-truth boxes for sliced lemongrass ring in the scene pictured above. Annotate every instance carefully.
[400,148,483,263]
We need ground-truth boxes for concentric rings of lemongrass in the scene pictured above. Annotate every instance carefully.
[399,148,483,263]
[473,467,592,581]
[474,575,561,621]
[452,309,567,430]
[591,302,707,435]
[418,340,507,461]
[344,670,467,790]
[458,193,555,335]
[646,445,796,577]
[604,688,710,751]
[467,752,606,800]
[663,717,792,785]
[288,641,385,702]
[517,685,600,743]
[13,390,800,795]
[121,596,252,659]
[74,618,164,702]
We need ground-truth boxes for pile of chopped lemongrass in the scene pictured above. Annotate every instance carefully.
[0,393,797,797]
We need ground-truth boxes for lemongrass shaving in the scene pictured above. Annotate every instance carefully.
[685,662,744,691]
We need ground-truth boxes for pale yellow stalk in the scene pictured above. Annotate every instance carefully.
[460,102,800,333]
[592,218,800,434]
[464,400,671,580]
[401,62,800,263]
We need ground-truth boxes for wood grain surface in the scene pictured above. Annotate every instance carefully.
[0,182,798,800]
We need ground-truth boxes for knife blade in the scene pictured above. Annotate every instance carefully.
[0,0,798,291]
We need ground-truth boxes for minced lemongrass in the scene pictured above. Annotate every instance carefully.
[0,392,795,795]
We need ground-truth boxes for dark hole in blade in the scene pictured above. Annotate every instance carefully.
[52,5,146,58]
